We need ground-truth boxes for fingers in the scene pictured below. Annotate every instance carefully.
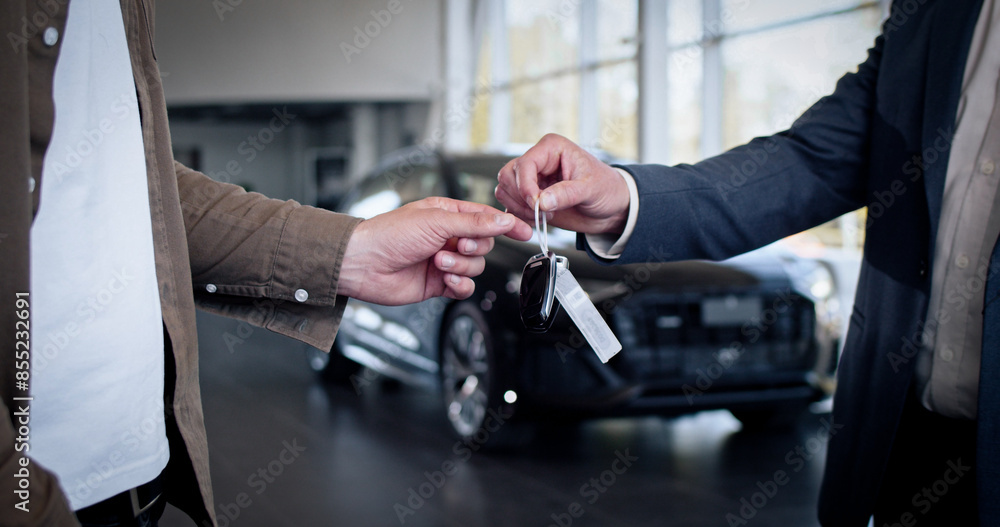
[411,196,532,241]
[536,179,590,213]
[503,216,533,241]
[426,208,532,243]
[496,133,607,226]
[495,178,534,221]
[434,251,486,278]
[416,196,501,215]
[458,236,493,255]
[442,274,475,300]
[497,133,578,209]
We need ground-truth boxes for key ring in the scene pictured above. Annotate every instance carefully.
[534,198,548,255]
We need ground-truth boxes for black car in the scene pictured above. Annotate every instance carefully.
[308,147,842,441]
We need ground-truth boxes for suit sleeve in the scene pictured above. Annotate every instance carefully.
[596,30,884,266]
[175,162,363,350]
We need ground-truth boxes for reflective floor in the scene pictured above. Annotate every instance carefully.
[161,312,828,527]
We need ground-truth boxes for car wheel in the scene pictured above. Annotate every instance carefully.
[306,342,362,384]
[440,302,508,442]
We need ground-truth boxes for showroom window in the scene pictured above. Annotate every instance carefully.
[471,0,639,161]
[468,0,886,249]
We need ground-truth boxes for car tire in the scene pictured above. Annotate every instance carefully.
[306,342,362,384]
[439,302,520,447]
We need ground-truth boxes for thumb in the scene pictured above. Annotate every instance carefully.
[538,179,591,212]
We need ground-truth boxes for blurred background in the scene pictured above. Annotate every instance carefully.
[155,1,887,525]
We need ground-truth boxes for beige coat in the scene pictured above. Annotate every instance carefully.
[0,1,361,525]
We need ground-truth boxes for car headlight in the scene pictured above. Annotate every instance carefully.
[787,260,841,331]
[796,264,834,302]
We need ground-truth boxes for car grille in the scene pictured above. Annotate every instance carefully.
[611,289,816,383]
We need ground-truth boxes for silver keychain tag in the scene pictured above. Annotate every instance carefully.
[553,264,621,363]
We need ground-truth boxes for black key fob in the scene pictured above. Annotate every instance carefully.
[519,252,567,333]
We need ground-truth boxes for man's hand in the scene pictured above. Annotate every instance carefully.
[495,134,630,236]
[339,197,532,305]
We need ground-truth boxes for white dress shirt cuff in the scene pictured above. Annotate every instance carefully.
[584,167,639,260]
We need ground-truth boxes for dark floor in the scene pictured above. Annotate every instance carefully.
[160,311,829,527]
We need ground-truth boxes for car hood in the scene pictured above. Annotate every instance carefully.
[490,237,794,297]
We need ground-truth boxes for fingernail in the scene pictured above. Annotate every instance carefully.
[540,193,556,211]
[441,254,455,268]
[448,274,461,285]
[495,213,513,226]
[464,239,478,253]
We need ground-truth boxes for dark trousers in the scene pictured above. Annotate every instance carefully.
[873,392,978,527]
[76,498,165,527]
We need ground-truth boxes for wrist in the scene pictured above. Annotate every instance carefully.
[339,219,371,300]
[602,167,634,236]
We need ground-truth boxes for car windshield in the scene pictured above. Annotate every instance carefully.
[452,158,577,251]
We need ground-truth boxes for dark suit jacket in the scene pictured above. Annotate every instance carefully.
[592,0,992,524]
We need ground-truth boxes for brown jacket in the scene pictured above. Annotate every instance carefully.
[0,1,361,525]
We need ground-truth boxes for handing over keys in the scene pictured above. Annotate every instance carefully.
[518,200,622,363]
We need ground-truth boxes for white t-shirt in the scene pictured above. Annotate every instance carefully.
[30,0,169,510]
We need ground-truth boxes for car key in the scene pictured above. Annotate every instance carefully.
[519,251,568,332]
[518,200,622,362]
[519,203,565,332]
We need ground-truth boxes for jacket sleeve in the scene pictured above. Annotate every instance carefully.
[175,162,363,351]
[599,30,884,266]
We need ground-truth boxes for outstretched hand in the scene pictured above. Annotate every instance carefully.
[495,134,631,236]
[339,197,533,305]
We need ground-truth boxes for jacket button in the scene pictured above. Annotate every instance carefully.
[918,259,928,277]
[42,27,59,47]
[294,289,309,302]
[28,177,35,193]
[206,284,218,293]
